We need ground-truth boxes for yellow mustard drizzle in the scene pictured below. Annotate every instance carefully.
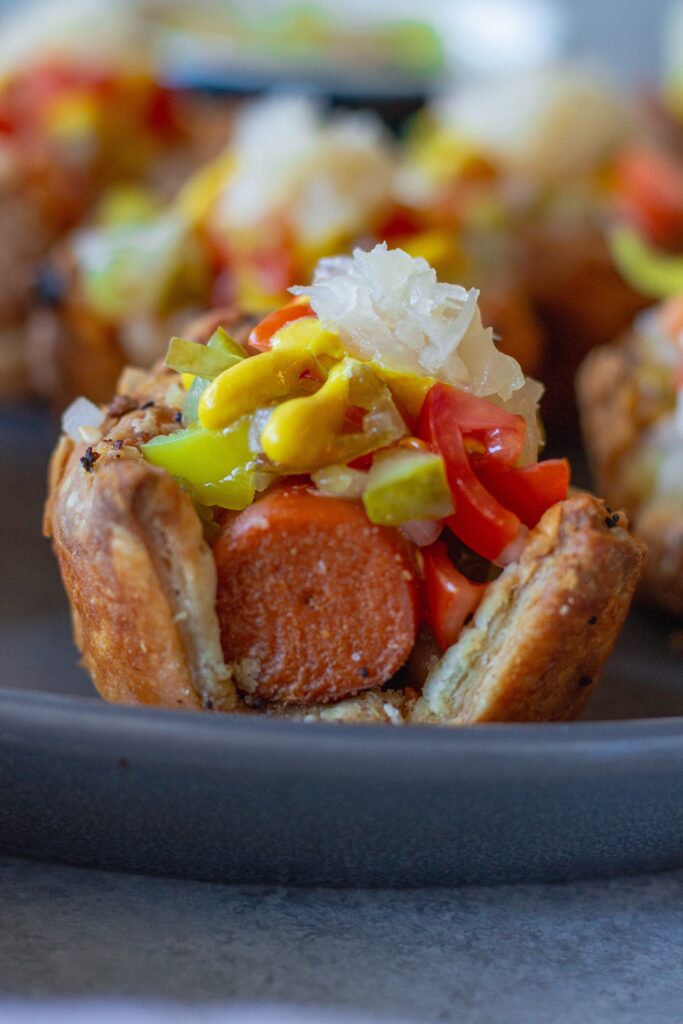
[260,358,385,470]
[197,318,344,431]
[196,314,434,465]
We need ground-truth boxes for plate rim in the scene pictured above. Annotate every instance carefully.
[4,685,683,767]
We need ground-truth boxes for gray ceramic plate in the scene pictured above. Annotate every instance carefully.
[2,402,683,886]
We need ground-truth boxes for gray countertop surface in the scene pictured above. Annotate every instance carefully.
[2,857,683,1023]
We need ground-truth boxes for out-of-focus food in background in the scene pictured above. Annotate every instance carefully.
[2,0,683,437]
[146,0,446,90]
[143,0,566,90]
[577,295,683,619]
[31,95,401,403]
[605,4,683,320]
[393,62,645,428]
[0,0,233,397]
[1,0,573,404]
[36,83,567,407]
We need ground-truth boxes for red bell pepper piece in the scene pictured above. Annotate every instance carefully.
[419,383,522,560]
[422,540,487,650]
[430,386,527,467]
[475,459,570,529]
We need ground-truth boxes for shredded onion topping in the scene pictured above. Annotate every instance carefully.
[291,243,525,402]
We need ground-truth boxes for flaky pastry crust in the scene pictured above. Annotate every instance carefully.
[412,494,644,724]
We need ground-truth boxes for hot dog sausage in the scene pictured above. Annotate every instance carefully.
[213,488,420,704]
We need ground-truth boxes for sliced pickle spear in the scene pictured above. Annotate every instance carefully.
[363,449,453,526]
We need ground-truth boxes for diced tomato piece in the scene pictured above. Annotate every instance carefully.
[419,383,522,560]
[475,459,570,529]
[430,386,527,467]
[248,301,315,352]
[614,147,683,249]
[422,540,487,650]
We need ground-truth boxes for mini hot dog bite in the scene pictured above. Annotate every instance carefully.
[46,245,646,724]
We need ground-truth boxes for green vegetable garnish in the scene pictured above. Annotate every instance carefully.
[165,335,243,380]
[207,326,247,360]
[172,327,247,426]
[362,449,453,526]
[142,419,255,510]
[609,225,683,299]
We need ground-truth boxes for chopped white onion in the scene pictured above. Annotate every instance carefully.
[61,396,105,441]
[399,519,442,548]
[252,470,276,493]
[248,408,273,454]
[312,465,368,499]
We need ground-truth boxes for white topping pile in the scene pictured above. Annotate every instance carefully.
[433,63,631,181]
[215,96,393,245]
[291,243,525,402]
